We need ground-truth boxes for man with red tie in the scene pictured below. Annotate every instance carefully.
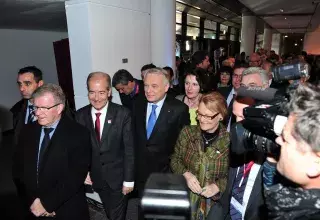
[75,72,134,220]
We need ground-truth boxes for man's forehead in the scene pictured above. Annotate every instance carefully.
[17,72,35,81]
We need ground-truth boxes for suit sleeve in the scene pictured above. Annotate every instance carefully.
[122,109,135,182]
[179,104,190,128]
[40,128,91,212]
[170,127,188,174]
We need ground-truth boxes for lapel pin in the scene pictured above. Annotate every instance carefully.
[108,120,112,124]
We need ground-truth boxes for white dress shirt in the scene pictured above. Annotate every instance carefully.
[227,88,236,131]
[91,102,134,188]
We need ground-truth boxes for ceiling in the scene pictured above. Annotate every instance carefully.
[238,0,320,34]
[1,0,318,35]
[0,0,67,31]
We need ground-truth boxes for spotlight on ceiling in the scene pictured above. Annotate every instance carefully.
[285,17,287,20]
[295,43,298,46]
[301,39,303,41]
[280,9,284,12]
[285,35,288,38]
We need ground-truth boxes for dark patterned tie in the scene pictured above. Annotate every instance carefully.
[95,113,101,141]
[38,128,54,169]
[27,105,34,124]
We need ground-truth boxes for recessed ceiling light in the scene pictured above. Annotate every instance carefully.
[280,9,284,12]
[295,43,298,46]
[285,17,287,20]
[301,38,303,41]
[285,35,288,38]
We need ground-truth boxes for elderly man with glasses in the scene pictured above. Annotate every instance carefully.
[13,83,91,220]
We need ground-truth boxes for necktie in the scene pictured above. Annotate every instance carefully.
[95,113,101,141]
[27,105,34,124]
[147,104,157,139]
[38,128,54,169]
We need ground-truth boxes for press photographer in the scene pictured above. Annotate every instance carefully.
[264,83,320,219]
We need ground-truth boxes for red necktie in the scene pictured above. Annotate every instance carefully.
[95,113,101,141]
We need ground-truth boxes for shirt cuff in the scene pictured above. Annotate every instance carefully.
[123,181,134,188]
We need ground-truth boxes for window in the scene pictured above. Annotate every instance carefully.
[204,29,216,39]
[187,14,200,27]
[176,24,182,35]
[176,11,182,24]
[204,20,217,30]
[187,26,200,39]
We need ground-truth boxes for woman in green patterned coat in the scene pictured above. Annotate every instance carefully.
[171,92,230,220]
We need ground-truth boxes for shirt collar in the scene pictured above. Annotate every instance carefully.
[43,119,60,129]
[231,87,236,95]
[91,102,109,115]
[148,94,167,108]
[129,80,138,97]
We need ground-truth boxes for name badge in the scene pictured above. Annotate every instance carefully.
[231,196,244,215]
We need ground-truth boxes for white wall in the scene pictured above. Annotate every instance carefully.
[0,29,68,131]
[66,0,151,109]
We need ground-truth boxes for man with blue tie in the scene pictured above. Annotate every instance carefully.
[12,83,91,220]
[132,67,190,196]
[10,66,44,144]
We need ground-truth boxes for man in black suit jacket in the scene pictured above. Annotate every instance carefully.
[75,72,134,220]
[12,83,91,220]
[133,68,190,195]
[208,71,270,220]
[10,66,44,145]
[217,64,247,131]
[112,69,144,111]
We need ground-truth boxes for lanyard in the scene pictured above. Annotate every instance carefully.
[239,161,254,187]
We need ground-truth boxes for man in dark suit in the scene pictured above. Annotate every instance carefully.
[217,64,247,131]
[208,70,270,220]
[112,69,144,111]
[133,67,190,195]
[12,83,91,220]
[10,66,44,144]
[76,72,134,220]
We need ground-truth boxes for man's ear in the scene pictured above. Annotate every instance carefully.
[38,80,44,87]
[306,152,320,178]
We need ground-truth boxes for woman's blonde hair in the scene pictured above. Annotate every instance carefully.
[199,92,228,120]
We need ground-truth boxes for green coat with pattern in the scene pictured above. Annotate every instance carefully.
[171,124,230,219]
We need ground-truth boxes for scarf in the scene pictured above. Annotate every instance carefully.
[265,183,320,220]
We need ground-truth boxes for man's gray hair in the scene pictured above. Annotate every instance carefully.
[242,67,269,86]
[144,67,169,85]
[32,83,66,108]
[288,83,320,152]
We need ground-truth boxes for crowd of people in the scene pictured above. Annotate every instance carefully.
[9,48,320,220]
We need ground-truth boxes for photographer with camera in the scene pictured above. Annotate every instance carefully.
[264,83,320,219]
[208,67,269,220]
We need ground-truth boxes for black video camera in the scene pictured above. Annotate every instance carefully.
[230,62,309,156]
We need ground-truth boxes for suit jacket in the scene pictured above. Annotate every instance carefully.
[208,154,268,220]
[12,116,91,220]
[10,99,28,145]
[217,86,236,127]
[75,102,134,191]
[119,79,144,111]
[132,95,190,191]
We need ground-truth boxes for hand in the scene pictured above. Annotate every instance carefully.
[122,186,134,195]
[200,183,219,198]
[84,172,92,185]
[183,172,202,194]
[30,198,46,217]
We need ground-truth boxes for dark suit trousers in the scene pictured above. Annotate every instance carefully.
[98,186,128,220]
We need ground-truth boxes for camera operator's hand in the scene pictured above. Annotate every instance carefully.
[200,183,219,198]
[183,172,202,194]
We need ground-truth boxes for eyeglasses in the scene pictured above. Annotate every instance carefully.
[32,103,62,112]
[196,110,219,120]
